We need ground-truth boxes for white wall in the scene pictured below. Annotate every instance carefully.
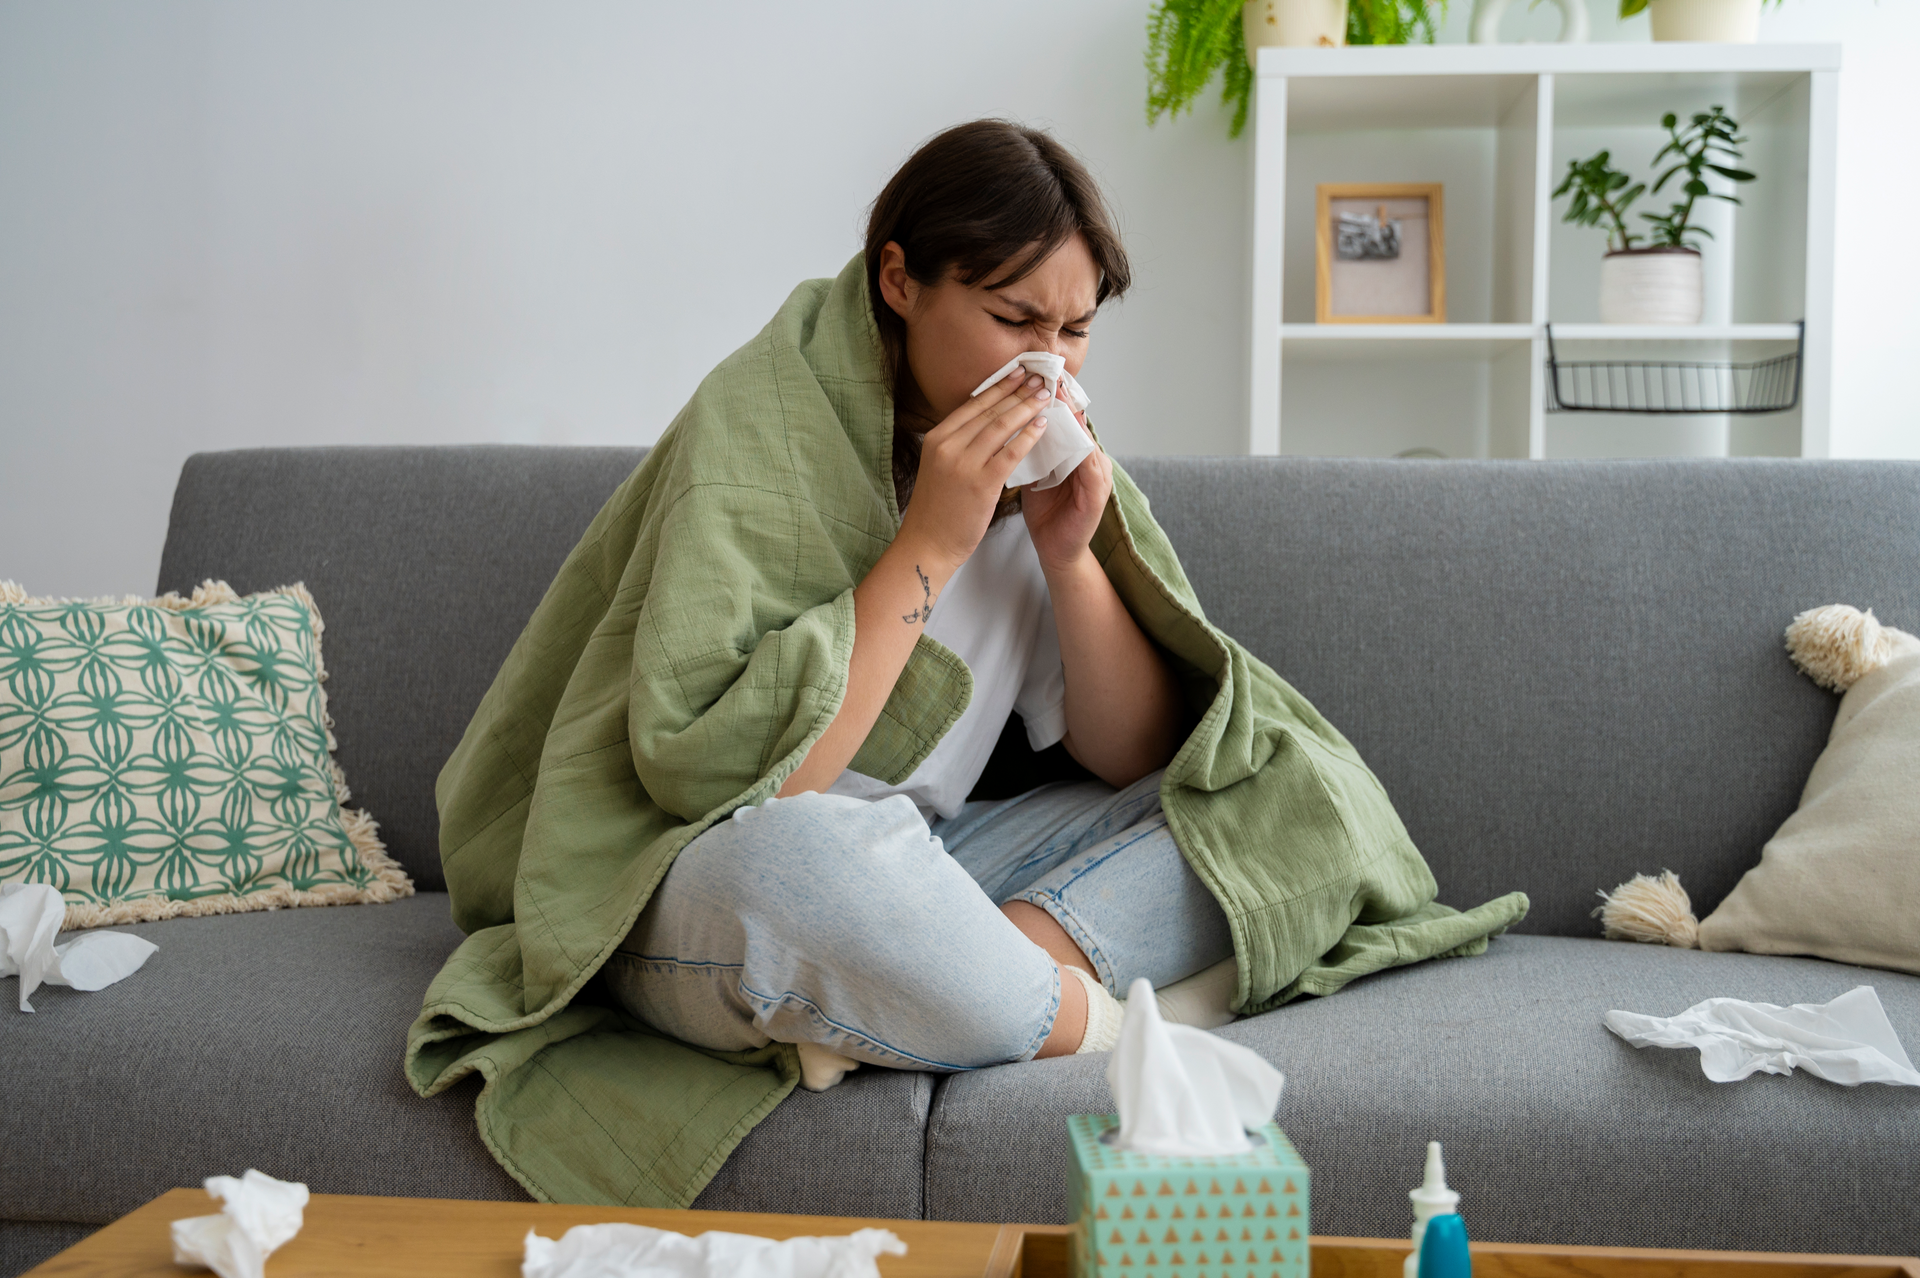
[1,0,1913,597]
[0,0,1250,596]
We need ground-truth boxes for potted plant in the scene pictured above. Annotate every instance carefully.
[1623,0,1770,43]
[1553,106,1755,325]
[1147,0,1445,138]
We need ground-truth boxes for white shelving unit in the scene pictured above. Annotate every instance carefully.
[1247,43,1838,459]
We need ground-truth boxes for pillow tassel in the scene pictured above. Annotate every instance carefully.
[1594,870,1699,948]
[1785,604,1896,692]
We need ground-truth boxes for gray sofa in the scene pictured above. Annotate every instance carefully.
[5,448,1917,1275]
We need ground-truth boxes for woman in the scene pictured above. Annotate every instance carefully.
[604,121,1236,1084]
[412,119,1520,1209]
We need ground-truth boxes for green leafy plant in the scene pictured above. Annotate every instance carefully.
[1553,150,1647,252]
[1147,0,1445,139]
[1348,0,1444,45]
[1147,0,1255,137]
[1553,105,1756,253]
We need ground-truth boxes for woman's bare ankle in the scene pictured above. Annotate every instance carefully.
[1001,900,1096,977]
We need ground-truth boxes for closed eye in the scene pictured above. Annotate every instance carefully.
[992,314,1090,340]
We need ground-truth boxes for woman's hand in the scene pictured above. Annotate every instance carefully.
[898,369,1051,570]
[1021,436,1113,575]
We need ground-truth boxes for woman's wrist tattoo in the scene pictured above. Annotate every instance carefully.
[901,565,933,624]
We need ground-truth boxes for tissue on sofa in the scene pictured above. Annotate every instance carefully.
[0,882,156,1012]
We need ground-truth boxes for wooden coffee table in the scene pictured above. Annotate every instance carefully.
[22,1188,1920,1278]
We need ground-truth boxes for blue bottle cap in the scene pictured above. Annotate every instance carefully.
[1417,1212,1470,1278]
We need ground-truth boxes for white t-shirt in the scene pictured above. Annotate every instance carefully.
[826,515,1067,821]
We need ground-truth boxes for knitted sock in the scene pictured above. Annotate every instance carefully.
[1065,964,1124,1054]
[1151,957,1240,1030]
[794,1040,862,1092]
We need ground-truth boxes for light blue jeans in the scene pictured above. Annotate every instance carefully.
[606,770,1233,1072]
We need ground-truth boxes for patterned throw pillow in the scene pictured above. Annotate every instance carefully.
[0,580,411,928]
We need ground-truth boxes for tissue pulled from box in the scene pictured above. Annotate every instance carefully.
[521,1221,906,1278]
[1605,985,1920,1086]
[969,351,1095,490]
[1106,976,1285,1157]
[171,1169,309,1278]
[1,882,156,1012]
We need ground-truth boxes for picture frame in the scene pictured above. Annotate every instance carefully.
[1315,183,1446,324]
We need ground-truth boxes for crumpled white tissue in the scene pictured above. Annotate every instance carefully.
[171,1169,310,1278]
[1105,976,1285,1157]
[0,882,157,1012]
[521,1222,906,1278]
[970,351,1095,490]
[1605,985,1920,1086]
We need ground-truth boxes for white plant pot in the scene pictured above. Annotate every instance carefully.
[1244,0,1348,54]
[1647,0,1761,42]
[1598,248,1704,325]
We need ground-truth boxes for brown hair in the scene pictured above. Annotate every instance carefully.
[864,120,1132,506]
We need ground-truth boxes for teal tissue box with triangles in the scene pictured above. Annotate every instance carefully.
[1067,1113,1310,1278]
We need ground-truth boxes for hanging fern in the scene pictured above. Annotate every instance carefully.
[1348,0,1445,46]
[1146,0,1446,140]
[1146,0,1255,138]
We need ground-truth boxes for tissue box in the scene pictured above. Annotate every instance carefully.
[1067,1114,1309,1278]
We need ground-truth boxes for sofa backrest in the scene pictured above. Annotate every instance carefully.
[161,449,1920,933]
[160,446,644,894]
[1126,457,1920,936]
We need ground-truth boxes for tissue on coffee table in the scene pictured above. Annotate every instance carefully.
[1068,978,1307,1278]
[521,1221,905,1278]
[171,1169,309,1278]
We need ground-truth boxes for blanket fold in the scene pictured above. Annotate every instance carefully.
[407,253,1527,1206]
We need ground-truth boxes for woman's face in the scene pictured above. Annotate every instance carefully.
[878,233,1099,426]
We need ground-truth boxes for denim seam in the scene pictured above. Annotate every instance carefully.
[1020,959,1062,1063]
[736,980,984,1073]
[619,953,745,973]
[1016,889,1117,996]
[1044,822,1166,898]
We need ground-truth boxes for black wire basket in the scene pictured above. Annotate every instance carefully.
[1545,321,1804,415]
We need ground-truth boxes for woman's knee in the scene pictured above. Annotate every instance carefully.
[670,791,947,921]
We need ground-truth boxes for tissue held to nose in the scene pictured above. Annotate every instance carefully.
[969,351,1096,491]
[1106,976,1285,1157]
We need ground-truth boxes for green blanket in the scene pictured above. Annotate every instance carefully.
[406,254,1528,1207]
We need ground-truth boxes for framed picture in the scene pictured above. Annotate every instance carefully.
[1315,183,1446,324]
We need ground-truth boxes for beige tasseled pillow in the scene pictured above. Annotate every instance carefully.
[1594,606,1920,974]
[1697,606,1920,972]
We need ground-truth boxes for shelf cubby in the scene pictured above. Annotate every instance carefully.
[1248,44,1838,460]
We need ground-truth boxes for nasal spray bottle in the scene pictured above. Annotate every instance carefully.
[1404,1141,1463,1278]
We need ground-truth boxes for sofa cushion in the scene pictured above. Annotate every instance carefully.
[1125,458,1920,936]
[157,447,647,892]
[922,934,1920,1255]
[0,894,520,1223]
[0,892,933,1224]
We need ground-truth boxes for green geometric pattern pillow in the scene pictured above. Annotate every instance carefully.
[0,579,411,928]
